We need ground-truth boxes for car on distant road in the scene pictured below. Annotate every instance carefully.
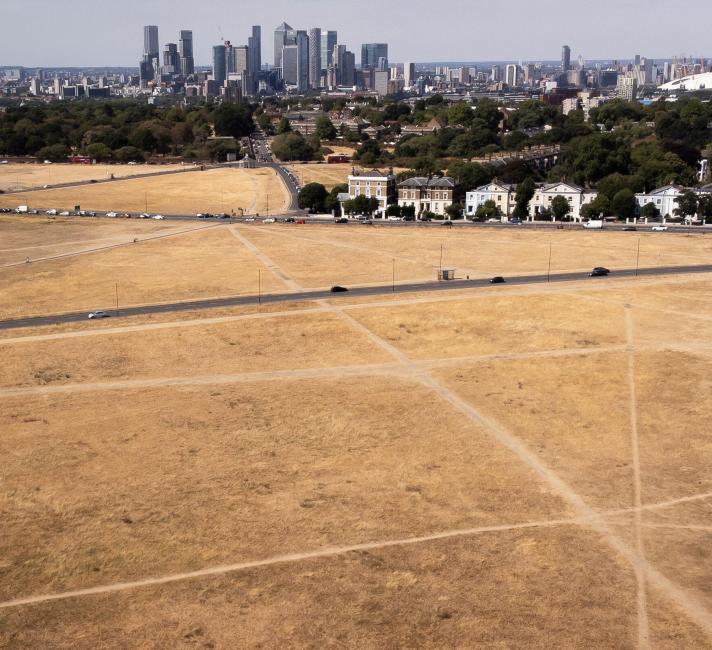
[106,211,117,217]
[623,226,637,231]
[652,225,668,231]
[152,215,164,220]
[330,285,349,293]
[285,217,296,223]
[59,211,70,216]
[87,311,111,319]
[0,160,8,164]
[487,218,500,223]
[490,276,506,284]
[139,213,150,219]
[361,219,373,225]
[245,217,255,222]
[509,217,522,225]
[263,217,275,223]
[43,160,52,164]
[441,220,453,227]
[335,218,348,223]
[589,267,610,277]
[46,209,57,215]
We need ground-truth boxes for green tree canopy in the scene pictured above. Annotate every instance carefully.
[298,183,329,213]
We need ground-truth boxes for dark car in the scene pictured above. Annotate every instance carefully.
[330,285,349,293]
[589,267,611,277]
[441,220,454,227]
[335,218,349,224]
[361,219,373,225]
[285,217,296,223]
[623,226,637,231]
[509,218,522,225]
[490,276,506,284]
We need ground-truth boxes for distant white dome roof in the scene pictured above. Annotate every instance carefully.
[659,72,712,92]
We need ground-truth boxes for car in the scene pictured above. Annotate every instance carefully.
[361,219,373,225]
[43,160,53,164]
[589,267,611,277]
[623,226,637,231]
[490,276,506,284]
[46,209,57,215]
[59,211,70,216]
[139,213,150,219]
[87,311,111,319]
[296,219,306,224]
[487,218,500,223]
[0,160,8,164]
[263,218,275,223]
[285,217,296,223]
[245,217,255,222]
[509,218,522,225]
[330,285,349,293]
[652,225,668,232]
[335,218,349,223]
[152,215,165,220]
[43,184,50,189]
[28,209,39,215]
[127,161,138,165]
[441,220,454,227]
[106,211,117,217]
[387,216,400,221]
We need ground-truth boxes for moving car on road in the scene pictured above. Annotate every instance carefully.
[589,267,611,277]
[87,311,111,319]
[490,276,506,284]
[330,286,349,293]
[652,225,668,232]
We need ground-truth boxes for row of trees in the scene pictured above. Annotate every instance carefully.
[0,100,255,162]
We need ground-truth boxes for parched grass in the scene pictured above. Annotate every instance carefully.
[0,167,290,216]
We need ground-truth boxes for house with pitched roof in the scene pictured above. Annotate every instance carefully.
[342,168,396,216]
[397,176,455,217]
[529,181,597,222]
[465,181,516,218]
[634,185,685,220]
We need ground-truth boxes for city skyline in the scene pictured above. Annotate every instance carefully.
[2,0,712,67]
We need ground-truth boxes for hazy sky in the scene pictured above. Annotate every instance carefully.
[2,0,711,67]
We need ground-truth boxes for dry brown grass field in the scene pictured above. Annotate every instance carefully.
[0,162,189,191]
[0,167,290,215]
[1,216,712,647]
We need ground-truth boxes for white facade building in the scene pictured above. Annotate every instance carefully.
[465,181,515,217]
[634,185,684,220]
[343,169,396,216]
[530,182,597,222]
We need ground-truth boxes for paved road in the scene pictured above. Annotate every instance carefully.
[2,264,711,332]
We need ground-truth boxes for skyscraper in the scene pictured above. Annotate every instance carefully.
[308,28,322,88]
[143,25,159,59]
[213,44,227,84]
[179,30,194,76]
[333,44,346,84]
[296,30,309,91]
[561,45,571,72]
[321,30,337,70]
[361,43,388,69]
[163,43,179,75]
[404,62,415,87]
[249,26,261,77]
[273,22,292,73]
[505,63,519,87]
[341,51,356,87]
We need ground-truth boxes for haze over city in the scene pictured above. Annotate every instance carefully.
[2,0,711,67]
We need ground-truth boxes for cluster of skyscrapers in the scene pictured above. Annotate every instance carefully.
[211,26,262,95]
[139,25,195,84]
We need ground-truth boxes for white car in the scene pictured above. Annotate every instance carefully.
[139,213,150,219]
[487,218,500,223]
[263,218,275,223]
[43,160,53,164]
[46,209,58,215]
[387,216,400,221]
[152,215,165,220]
[88,311,110,319]
[245,217,255,222]
[106,211,117,217]
[43,184,50,189]
[127,161,138,165]
[652,225,668,232]
[0,160,8,164]
[59,211,70,216]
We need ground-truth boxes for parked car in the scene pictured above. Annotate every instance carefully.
[652,225,668,232]
[623,226,637,231]
[441,220,453,227]
[335,218,349,223]
[152,215,165,220]
[330,285,349,293]
[263,218,275,223]
[106,211,117,217]
[87,311,111,319]
[285,217,296,223]
[46,209,57,215]
[59,211,70,216]
[589,267,611,277]
[490,276,506,284]
[509,217,522,225]
[361,220,373,225]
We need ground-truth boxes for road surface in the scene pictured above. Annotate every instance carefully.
[2,264,711,332]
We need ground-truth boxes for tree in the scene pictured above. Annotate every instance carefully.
[611,189,637,220]
[112,146,145,163]
[474,200,499,221]
[445,202,464,219]
[401,204,416,219]
[298,183,328,213]
[447,161,493,203]
[385,204,402,218]
[641,202,661,220]
[325,183,348,215]
[550,195,571,221]
[513,177,536,218]
[344,194,379,215]
[85,143,112,162]
[674,190,699,220]
[697,194,712,222]
[277,117,292,134]
[588,194,611,218]
[356,139,381,165]
[36,144,70,162]
[315,116,337,140]
[271,132,315,161]
[213,103,254,139]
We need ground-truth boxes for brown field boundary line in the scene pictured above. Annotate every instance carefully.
[0,222,226,269]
